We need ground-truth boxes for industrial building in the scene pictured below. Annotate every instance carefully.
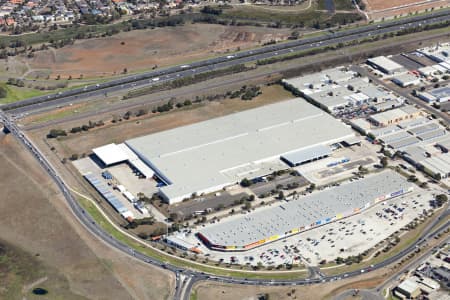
[368,105,422,127]
[403,144,450,179]
[92,143,155,179]
[282,67,401,114]
[391,73,421,87]
[196,171,413,251]
[367,56,405,74]
[395,279,421,299]
[370,117,447,150]
[418,44,450,63]
[418,87,450,104]
[124,99,355,204]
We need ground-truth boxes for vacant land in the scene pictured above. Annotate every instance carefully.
[0,132,174,300]
[364,0,450,19]
[365,0,441,10]
[222,4,361,26]
[27,24,290,78]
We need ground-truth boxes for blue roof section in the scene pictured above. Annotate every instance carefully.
[84,174,128,214]
[281,144,331,166]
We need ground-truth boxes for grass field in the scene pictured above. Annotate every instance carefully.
[222,4,361,27]
[27,24,290,78]
[0,83,48,104]
[0,132,174,300]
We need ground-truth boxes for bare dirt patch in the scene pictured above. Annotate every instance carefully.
[364,0,449,19]
[0,132,174,300]
[27,24,290,78]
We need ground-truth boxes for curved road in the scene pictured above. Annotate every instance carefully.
[1,111,449,300]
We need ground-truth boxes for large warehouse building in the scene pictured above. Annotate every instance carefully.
[197,170,413,251]
[124,99,355,204]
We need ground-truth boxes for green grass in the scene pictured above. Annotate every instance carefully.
[31,108,80,123]
[190,290,198,300]
[222,6,326,26]
[76,196,309,279]
[0,83,49,104]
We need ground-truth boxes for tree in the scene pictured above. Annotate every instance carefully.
[0,86,6,98]
[47,129,67,138]
[435,194,448,207]
[380,157,388,168]
[278,191,284,200]
[240,178,252,187]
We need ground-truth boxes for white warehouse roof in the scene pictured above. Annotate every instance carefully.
[125,99,354,203]
[367,56,404,72]
[93,143,129,166]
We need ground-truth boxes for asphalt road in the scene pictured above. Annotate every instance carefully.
[1,110,449,300]
[3,9,450,117]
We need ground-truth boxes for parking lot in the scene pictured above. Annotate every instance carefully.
[249,173,309,197]
[296,140,380,185]
[181,186,438,267]
[171,191,250,218]
[73,157,154,219]
[390,54,424,71]
[107,163,159,197]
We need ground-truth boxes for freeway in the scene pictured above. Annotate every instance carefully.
[1,111,449,300]
[3,9,450,116]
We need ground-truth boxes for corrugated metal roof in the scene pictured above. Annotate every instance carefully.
[126,99,354,203]
[281,145,331,166]
[199,171,412,247]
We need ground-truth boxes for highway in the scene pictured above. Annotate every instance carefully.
[3,9,450,117]
[1,110,449,300]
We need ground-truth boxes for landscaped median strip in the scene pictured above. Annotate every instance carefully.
[69,187,309,280]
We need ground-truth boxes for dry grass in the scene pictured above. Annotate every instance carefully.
[364,0,449,20]
[0,132,174,300]
[27,24,290,78]
[365,0,433,11]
